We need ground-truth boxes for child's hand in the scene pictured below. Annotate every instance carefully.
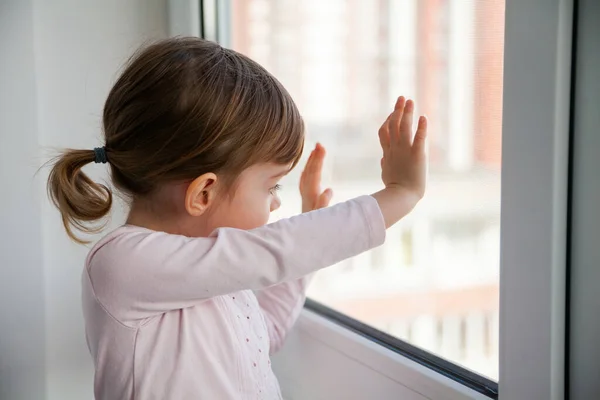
[299,143,333,213]
[378,96,427,197]
[372,96,428,228]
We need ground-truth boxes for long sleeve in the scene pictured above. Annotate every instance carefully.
[87,195,385,324]
[255,275,312,354]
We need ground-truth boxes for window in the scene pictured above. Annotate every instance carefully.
[207,0,574,398]
[400,229,414,267]
[226,0,504,382]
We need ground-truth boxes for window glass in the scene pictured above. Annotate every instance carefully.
[229,0,504,380]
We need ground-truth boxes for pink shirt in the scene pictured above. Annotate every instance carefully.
[82,195,385,399]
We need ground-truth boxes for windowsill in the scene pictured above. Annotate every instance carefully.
[272,308,493,400]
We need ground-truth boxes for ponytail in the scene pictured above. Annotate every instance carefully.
[47,149,112,244]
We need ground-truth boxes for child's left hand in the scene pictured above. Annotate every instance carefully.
[299,143,333,213]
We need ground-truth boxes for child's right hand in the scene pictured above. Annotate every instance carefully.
[372,96,427,228]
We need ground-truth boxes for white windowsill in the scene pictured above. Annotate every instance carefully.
[272,309,491,400]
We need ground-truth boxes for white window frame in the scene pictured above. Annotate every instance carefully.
[273,309,491,400]
[173,0,576,398]
[499,0,572,399]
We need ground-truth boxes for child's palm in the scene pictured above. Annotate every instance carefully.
[378,97,427,199]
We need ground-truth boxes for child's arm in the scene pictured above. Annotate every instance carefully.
[89,196,384,323]
[255,277,311,354]
[88,97,426,324]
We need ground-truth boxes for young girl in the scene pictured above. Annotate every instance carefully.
[48,37,427,399]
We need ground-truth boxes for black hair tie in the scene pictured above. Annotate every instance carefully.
[93,147,108,164]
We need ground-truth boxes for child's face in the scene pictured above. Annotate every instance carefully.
[207,163,289,231]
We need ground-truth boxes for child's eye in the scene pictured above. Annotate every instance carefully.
[269,184,282,195]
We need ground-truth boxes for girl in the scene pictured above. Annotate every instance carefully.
[47,38,427,399]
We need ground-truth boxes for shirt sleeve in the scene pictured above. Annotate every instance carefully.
[87,195,385,325]
[255,275,312,354]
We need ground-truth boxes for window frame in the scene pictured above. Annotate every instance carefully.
[273,307,493,400]
[565,0,598,397]
[499,0,573,398]
[189,0,576,398]
[304,299,498,398]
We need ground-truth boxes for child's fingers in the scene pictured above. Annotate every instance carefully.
[299,148,315,188]
[378,115,391,151]
[300,144,325,196]
[316,188,333,209]
[400,99,414,143]
[389,96,406,144]
[413,116,428,151]
[394,95,405,111]
[309,144,325,184]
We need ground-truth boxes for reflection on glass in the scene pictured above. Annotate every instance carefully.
[230,0,504,380]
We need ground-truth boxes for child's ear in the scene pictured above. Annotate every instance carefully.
[185,173,218,217]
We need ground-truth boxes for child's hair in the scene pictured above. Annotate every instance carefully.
[47,37,305,243]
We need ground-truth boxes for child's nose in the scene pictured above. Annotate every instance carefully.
[270,196,281,212]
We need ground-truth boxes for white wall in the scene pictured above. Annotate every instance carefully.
[0,1,168,399]
[0,1,46,399]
